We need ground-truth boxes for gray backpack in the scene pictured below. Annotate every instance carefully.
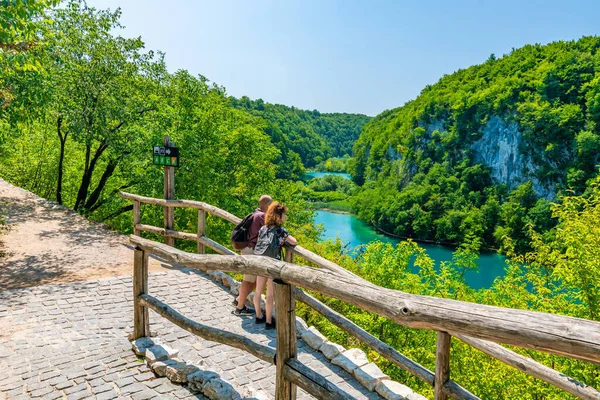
[253,226,283,259]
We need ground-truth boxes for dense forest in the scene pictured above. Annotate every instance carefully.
[350,38,600,252]
[1,1,599,398]
[230,96,370,178]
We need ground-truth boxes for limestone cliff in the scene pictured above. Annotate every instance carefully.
[470,116,555,199]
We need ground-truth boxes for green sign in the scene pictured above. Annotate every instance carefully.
[153,146,180,167]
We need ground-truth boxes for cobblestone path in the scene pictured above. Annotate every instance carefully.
[0,269,382,399]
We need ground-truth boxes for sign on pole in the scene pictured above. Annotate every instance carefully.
[161,136,176,247]
[153,145,180,167]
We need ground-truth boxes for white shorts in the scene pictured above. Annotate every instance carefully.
[241,247,256,283]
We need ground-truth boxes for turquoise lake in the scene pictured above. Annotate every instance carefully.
[305,171,351,180]
[314,210,507,289]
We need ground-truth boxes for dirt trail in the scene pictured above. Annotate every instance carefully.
[0,178,180,290]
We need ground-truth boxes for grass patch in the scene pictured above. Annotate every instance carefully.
[312,200,352,213]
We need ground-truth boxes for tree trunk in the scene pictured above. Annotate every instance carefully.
[100,204,133,222]
[74,143,91,210]
[56,117,66,205]
[74,141,108,211]
[88,182,135,214]
[83,157,118,212]
[73,108,155,211]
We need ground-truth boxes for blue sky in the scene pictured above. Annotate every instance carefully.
[86,0,600,116]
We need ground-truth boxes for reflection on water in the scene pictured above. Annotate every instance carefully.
[315,210,506,289]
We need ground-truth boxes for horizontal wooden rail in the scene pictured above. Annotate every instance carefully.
[130,235,600,365]
[443,381,480,400]
[454,334,600,400]
[289,245,363,281]
[137,223,196,241]
[296,289,481,400]
[121,192,240,224]
[138,293,275,364]
[121,192,359,280]
[283,358,356,399]
[136,223,236,255]
[296,289,435,386]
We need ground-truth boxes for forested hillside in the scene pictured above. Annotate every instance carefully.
[351,37,600,252]
[230,96,370,178]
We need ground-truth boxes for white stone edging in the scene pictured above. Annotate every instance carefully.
[204,269,427,399]
[131,336,265,399]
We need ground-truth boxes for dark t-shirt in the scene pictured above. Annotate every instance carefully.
[247,208,265,249]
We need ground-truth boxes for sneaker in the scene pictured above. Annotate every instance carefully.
[231,299,238,307]
[255,315,266,324]
[265,320,276,330]
[232,306,254,316]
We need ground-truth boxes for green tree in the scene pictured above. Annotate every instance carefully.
[35,1,166,208]
[0,0,59,112]
[230,96,370,170]
[524,179,600,320]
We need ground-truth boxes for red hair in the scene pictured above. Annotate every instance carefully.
[265,202,287,227]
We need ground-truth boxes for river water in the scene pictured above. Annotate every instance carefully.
[314,210,507,289]
[305,171,352,180]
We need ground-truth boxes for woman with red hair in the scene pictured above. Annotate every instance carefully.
[253,202,297,329]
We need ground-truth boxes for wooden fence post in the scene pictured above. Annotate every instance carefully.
[133,247,149,339]
[197,210,206,254]
[133,200,140,236]
[274,279,297,400]
[435,331,451,400]
[285,247,294,264]
[163,135,175,247]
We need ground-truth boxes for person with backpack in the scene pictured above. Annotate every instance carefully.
[253,202,297,329]
[231,195,272,316]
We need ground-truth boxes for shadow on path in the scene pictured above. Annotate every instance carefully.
[0,179,186,290]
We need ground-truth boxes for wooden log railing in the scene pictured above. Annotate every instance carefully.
[122,192,600,400]
[275,279,298,399]
[138,292,275,363]
[122,192,357,280]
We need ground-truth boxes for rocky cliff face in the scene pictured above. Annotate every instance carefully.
[470,116,556,199]
[380,115,558,198]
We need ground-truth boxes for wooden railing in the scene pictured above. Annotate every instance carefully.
[121,192,600,400]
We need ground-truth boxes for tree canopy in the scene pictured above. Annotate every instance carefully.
[0,0,319,248]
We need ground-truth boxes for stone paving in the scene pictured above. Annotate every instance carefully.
[0,269,383,399]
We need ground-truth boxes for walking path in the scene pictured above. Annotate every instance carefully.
[1,271,382,399]
[0,179,384,399]
[0,179,179,291]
